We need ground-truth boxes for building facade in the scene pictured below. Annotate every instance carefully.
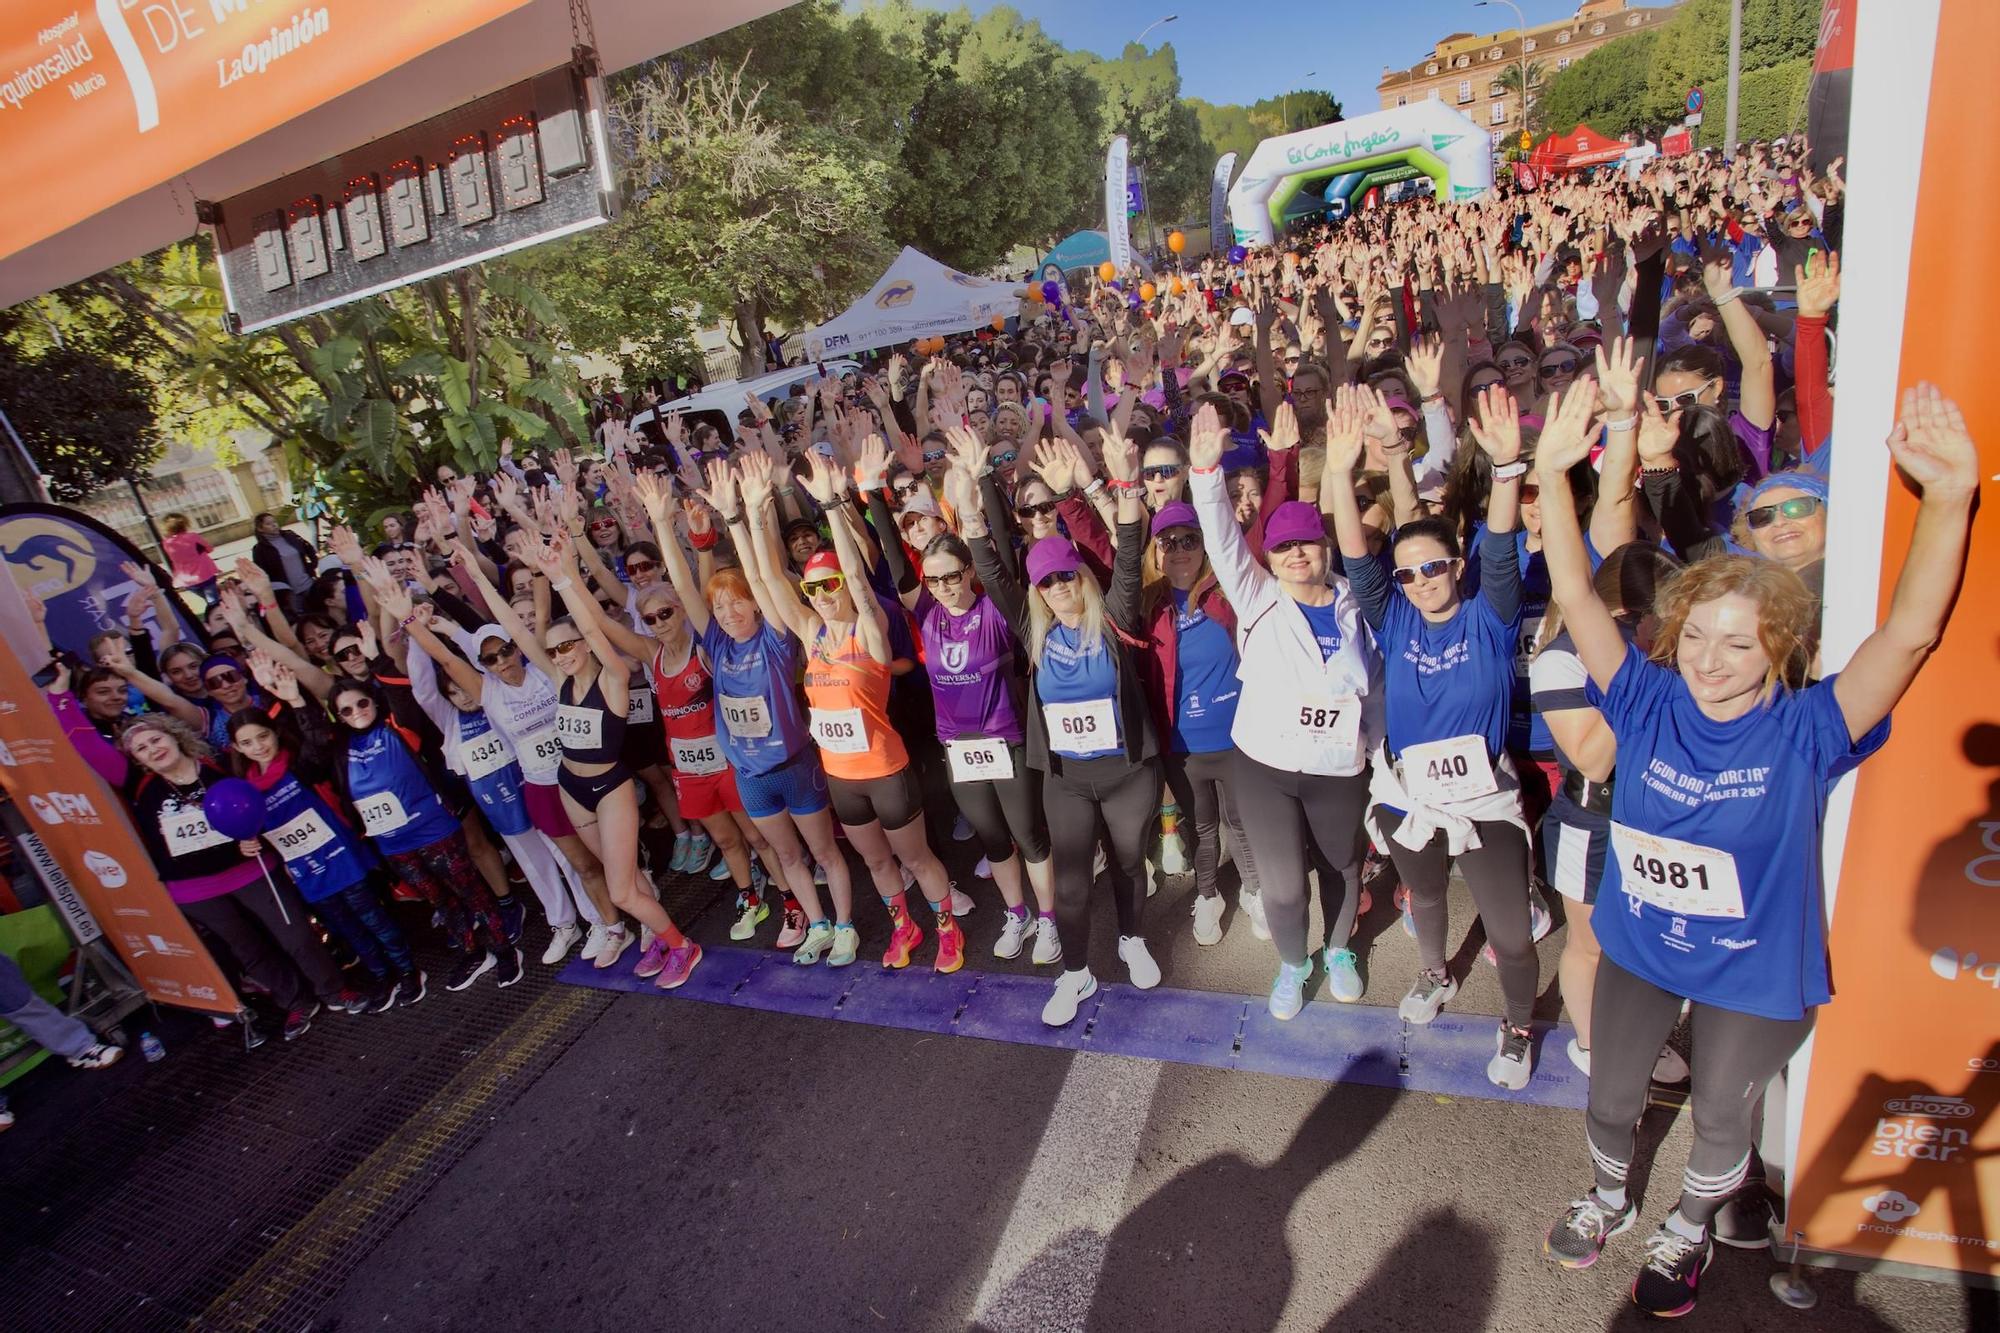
[1375,0,1678,152]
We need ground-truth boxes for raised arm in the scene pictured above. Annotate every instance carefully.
[1833,384,1979,742]
[451,538,562,682]
[1534,387,1627,690]
[537,532,627,712]
[98,637,205,727]
[726,456,816,643]
[1588,337,1644,553]
[801,449,891,666]
[635,472,713,641]
[1095,425,1148,633]
[1320,385,1375,564]
[377,576,488,700]
[1189,403,1275,612]
[1699,235,1774,432]
[217,589,336,702]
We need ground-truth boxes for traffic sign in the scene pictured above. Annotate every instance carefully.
[1518,130,1533,150]
[1686,87,1705,114]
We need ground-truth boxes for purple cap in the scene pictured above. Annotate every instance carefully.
[1383,395,1419,419]
[1262,501,1325,549]
[1025,537,1081,585]
[1151,502,1198,537]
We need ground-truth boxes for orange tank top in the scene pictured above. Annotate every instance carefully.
[802,621,905,781]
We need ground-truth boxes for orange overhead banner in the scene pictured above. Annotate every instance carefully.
[0,0,533,262]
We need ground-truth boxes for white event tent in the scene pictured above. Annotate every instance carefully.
[801,248,1022,360]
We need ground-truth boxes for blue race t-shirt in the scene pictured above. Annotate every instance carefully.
[345,723,460,855]
[450,707,533,838]
[1171,588,1239,754]
[1587,644,1889,1020]
[1038,623,1121,760]
[258,767,375,901]
[1298,597,1346,662]
[702,617,810,776]
[1378,583,1518,759]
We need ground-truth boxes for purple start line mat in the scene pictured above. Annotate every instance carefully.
[556,947,1590,1110]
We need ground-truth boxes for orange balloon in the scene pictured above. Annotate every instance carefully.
[1024,284,1045,303]
[1098,261,1117,282]
[1139,282,1158,302]
[1169,276,1186,295]
[1167,230,1186,254]
[991,315,1007,330]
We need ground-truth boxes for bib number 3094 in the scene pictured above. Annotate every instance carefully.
[1400,734,1498,805]
[1610,823,1745,918]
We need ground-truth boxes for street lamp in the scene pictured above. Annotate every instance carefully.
[1284,71,1318,133]
[1133,14,1178,46]
[1476,0,1529,143]
[1128,16,1177,259]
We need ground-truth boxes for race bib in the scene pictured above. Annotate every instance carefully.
[1295,692,1362,769]
[671,733,727,777]
[355,790,409,838]
[1611,823,1746,919]
[719,692,771,740]
[1043,697,1118,751]
[1400,734,1498,806]
[161,805,230,857]
[809,706,868,755]
[264,808,335,861]
[626,687,657,725]
[1516,613,1544,674]
[516,723,563,775]
[947,737,1016,784]
[556,704,604,751]
[460,730,515,780]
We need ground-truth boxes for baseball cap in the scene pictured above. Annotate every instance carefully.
[1025,537,1081,585]
[1263,501,1325,549]
[1151,502,1198,537]
[801,550,842,583]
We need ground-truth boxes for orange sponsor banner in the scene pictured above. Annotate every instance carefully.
[1787,0,2000,1276]
[0,649,238,1016]
[0,0,532,261]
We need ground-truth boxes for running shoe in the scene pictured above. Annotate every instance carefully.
[792,921,835,965]
[731,897,770,941]
[709,856,733,881]
[395,970,428,1008]
[1268,960,1311,1021]
[283,1002,320,1041]
[1030,916,1063,965]
[655,942,703,990]
[0,1097,12,1132]
[949,886,975,917]
[1324,947,1364,1002]
[368,978,401,1013]
[775,904,809,950]
[1566,1036,1592,1075]
[638,922,657,954]
[330,987,372,1016]
[684,831,715,876]
[1117,936,1161,989]
[883,916,924,969]
[813,862,829,886]
[66,1042,124,1070]
[1544,1192,1637,1269]
[446,951,497,992]
[494,948,526,988]
[828,922,860,967]
[1630,1221,1712,1317]
[1361,846,1396,894]
[994,908,1030,960]
[1487,1022,1535,1090]
[667,829,694,873]
[973,856,993,880]
[935,916,966,974]
[1713,1184,1778,1251]
[1397,969,1457,1024]
[593,924,634,970]
[1238,888,1271,942]
[542,922,584,966]
[633,938,669,979]
[1481,896,1553,966]
[952,814,975,842]
[1041,968,1097,1027]
[498,895,527,944]
[580,923,610,963]
[1191,894,1224,946]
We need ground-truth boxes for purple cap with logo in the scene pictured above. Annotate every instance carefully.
[1025,537,1081,585]
[1150,502,1198,537]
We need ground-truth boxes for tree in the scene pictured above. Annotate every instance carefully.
[1072,42,1211,224]
[0,305,161,503]
[1536,33,1658,136]
[1496,60,1550,135]
[1189,89,1344,175]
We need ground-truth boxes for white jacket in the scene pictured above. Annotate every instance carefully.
[1191,466,1384,776]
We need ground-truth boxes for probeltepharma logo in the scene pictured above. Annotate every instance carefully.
[1930,946,2000,986]
[1863,1190,1920,1222]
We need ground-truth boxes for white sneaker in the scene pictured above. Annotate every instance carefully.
[1652,1046,1691,1084]
[580,923,610,962]
[1566,1036,1592,1075]
[1144,859,1159,898]
[994,910,1030,960]
[813,862,828,886]
[542,922,584,966]
[1118,935,1161,990]
[1030,916,1063,965]
[593,924,634,969]
[1191,894,1224,946]
[1041,968,1097,1026]
[1239,889,1271,942]
[952,814,975,842]
[1487,1023,1534,1091]
[950,887,975,917]
[974,856,993,880]
[638,923,657,954]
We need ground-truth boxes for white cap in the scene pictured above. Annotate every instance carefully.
[1228,307,1255,327]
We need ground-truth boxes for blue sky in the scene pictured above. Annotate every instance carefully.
[956,1,1655,115]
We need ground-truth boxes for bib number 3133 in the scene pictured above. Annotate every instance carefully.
[1400,734,1498,806]
[1610,823,1745,918]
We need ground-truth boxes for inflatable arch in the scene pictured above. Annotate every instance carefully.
[1227,101,1495,246]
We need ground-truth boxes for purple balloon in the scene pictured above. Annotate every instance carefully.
[1041,279,1064,305]
[203,777,267,842]
[1227,245,1248,265]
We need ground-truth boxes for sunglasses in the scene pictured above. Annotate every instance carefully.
[478,646,517,666]
[336,700,374,719]
[1268,538,1319,557]
[1283,354,1303,365]
[1497,356,1533,371]
[625,559,659,576]
[1036,569,1079,590]
[334,646,364,661]
[1155,532,1202,554]
[1392,558,1457,585]
[1745,496,1823,528]
[588,520,620,532]
[1652,386,1711,414]
[1017,501,1057,521]
[801,576,845,596]
[544,638,585,655]
[1519,484,1542,503]
[1141,464,1183,481]
[922,568,966,590]
[922,449,947,465]
[893,481,923,498]
[991,450,1018,466]
[641,607,679,626]
[204,670,243,686]
[1539,358,1579,376]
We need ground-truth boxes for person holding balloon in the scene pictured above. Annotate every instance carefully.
[119,713,364,1043]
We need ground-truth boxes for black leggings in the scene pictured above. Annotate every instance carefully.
[950,742,1050,864]
[1587,955,1813,1225]
[1374,807,1538,1027]
[1160,748,1249,901]
[1233,753,1369,966]
[1044,754,1163,967]
[180,875,346,1012]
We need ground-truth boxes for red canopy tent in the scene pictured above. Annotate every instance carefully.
[1527,124,1636,174]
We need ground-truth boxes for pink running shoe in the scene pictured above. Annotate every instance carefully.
[774,904,808,950]
[633,938,669,979]
[655,942,703,990]
[883,917,923,969]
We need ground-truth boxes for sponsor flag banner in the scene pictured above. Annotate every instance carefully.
[1787,0,1999,1278]
[0,0,532,262]
[1104,135,1131,273]
[0,503,204,661]
[1209,152,1236,254]
[0,644,236,1015]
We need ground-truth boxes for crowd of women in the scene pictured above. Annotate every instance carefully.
[54,140,1979,1319]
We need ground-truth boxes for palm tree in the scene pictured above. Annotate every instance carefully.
[1496,59,1549,136]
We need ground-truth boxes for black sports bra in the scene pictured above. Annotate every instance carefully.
[556,672,627,765]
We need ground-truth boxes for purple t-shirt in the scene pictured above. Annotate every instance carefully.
[917,590,1024,745]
